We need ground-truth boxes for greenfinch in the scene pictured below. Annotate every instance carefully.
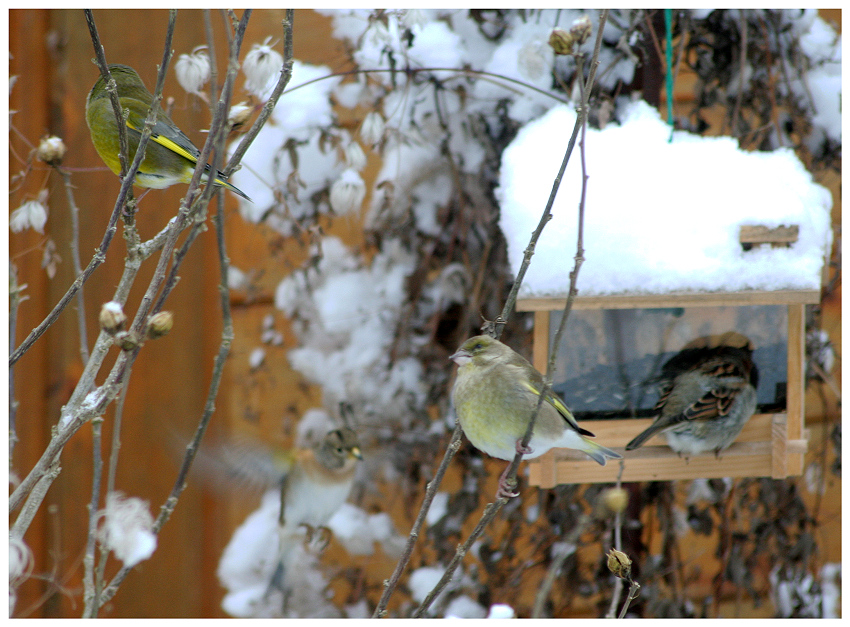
[450,335,621,497]
[625,344,758,458]
[85,64,251,200]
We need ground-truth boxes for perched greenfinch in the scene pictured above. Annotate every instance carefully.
[625,344,758,458]
[85,64,250,200]
[450,335,621,497]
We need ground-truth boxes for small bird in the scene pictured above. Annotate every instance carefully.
[625,343,759,458]
[275,427,362,533]
[215,428,362,609]
[86,64,251,200]
[450,335,621,498]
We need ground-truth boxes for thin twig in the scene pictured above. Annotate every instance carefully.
[9,9,178,517]
[9,266,24,462]
[618,580,642,618]
[10,458,62,539]
[58,168,90,365]
[82,418,104,617]
[730,11,748,137]
[532,514,591,617]
[412,10,609,618]
[412,498,505,617]
[85,10,130,180]
[98,11,299,608]
[90,365,132,615]
[757,15,784,147]
[372,426,464,617]
[605,462,627,618]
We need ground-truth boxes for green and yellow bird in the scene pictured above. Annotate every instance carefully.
[86,64,250,201]
[451,335,621,497]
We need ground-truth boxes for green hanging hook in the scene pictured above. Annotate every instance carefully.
[664,9,675,142]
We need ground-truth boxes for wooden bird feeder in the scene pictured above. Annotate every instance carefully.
[522,290,816,486]
[522,223,817,486]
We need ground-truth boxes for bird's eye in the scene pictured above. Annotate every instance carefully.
[337,447,344,454]
[473,342,483,351]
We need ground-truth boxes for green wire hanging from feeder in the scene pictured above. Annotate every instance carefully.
[664,9,675,142]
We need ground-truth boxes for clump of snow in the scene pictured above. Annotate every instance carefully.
[230,60,344,228]
[218,489,346,618]
[275,236,425,419]
[444,594,487,618]
[295,408,337,448]
[326,502,404,557]
[409,565,452,606]
[425,492,449,526]
[791,13,842,151]
[218,490,281,615]
[248,347,265,371]
[488,603,516,618]
[498,100,832,297]
[97,492,156,568]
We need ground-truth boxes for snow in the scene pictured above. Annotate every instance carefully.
[497,100,833,297]
[275,236,426,416]
[409,565,449,604]
[444,594,487,618]
[487,604,516,618]
[326,503,402,556]
[98,493,156,568]
[230,60,344,227]
[425,492,449,526]
[217,490,281,605]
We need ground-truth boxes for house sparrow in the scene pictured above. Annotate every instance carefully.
[625,342,758,458]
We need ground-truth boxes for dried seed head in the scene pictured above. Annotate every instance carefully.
[147,311,174,339]
[600,486,629,515]
[227,102,252,131]
[175,46,211,96]
[548,28,575,56]
[99,301,127,334]
[37,135,66,166]
[243,37,283,100]
[360,111,386,147]
[607,548,632,579]
[570,15,593,46]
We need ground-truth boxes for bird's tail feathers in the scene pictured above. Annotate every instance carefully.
[582,439,623,466]
[202,163,252,201]
[624,423,666,451]
[215,175,251,201]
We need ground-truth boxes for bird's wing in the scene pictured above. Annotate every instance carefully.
[121,98,200,164]
[518,379,595,437]
[215,441,295,490]
[682,382,746,423]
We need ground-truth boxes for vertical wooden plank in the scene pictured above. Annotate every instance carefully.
[9,9,54,619]
[786,303,806,475]
[532,311,549,373]
[771,413,788,478]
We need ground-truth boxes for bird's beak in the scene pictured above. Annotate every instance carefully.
[449,349,472,366]
[350,446,363,460]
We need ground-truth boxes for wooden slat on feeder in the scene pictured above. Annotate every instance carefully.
[739,224,799,249]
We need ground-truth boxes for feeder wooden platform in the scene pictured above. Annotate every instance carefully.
[519,288,819,485]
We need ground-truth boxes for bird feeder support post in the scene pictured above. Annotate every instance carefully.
[784,302,807,477]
